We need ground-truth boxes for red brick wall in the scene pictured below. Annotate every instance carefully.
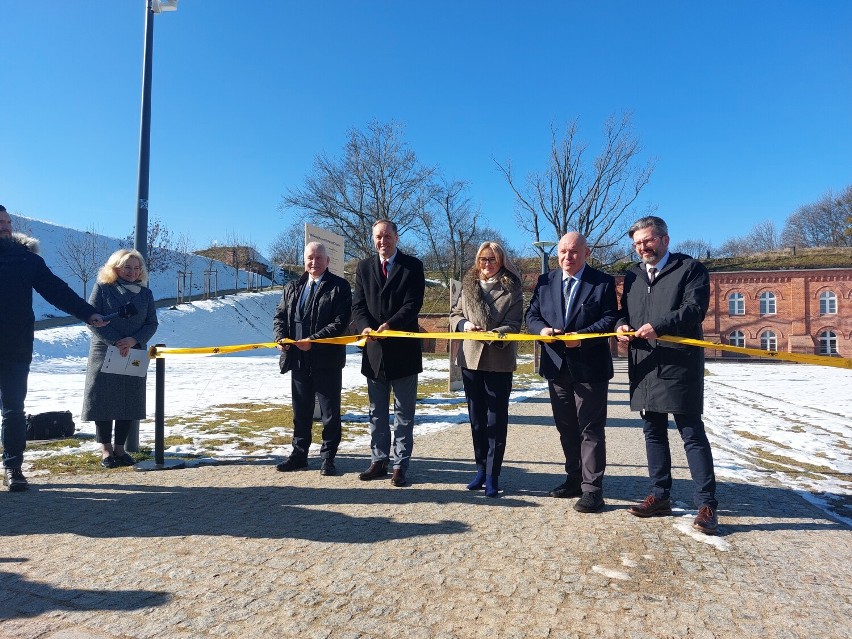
[614,267,852,357]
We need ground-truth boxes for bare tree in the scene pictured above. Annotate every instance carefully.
[417,179,480,285]
[124,215,173,273]
[747,219,780,252]
[495,113,655,252]
[56,227,108,299]
[268,222,305,275]
[173,233,195,274]
[781,185,852,248]
[281,120,436,260]
[9,213,34,237]
[674,238,713,259]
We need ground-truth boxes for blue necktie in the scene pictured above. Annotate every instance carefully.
[563,278,576,327]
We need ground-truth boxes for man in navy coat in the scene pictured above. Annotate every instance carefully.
[526,232,618,513]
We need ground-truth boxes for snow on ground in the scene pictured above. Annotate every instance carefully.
[22,290,852,525]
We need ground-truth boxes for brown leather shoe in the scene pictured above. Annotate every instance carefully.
[358,461,388,481]
[692,505,718,535]
[390,468,407,487]
[628,494,673,518]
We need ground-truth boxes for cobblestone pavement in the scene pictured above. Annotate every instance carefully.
[1,362,850,639]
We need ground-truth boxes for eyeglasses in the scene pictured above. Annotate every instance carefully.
[632,237,660,248]
[478,257,498,264]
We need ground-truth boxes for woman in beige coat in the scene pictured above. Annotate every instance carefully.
[450,242,523,497]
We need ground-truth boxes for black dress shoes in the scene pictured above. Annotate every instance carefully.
[101,456,118,469]
[573,492,605,513]
[3,468,29,492]
[359,461,388,481]
[276,457,308,472]
[548,478,582,498]
[390,468,407,487]
[114,452,136,467]
[319,459,337,476]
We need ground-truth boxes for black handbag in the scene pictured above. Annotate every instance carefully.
[25,411,76,440]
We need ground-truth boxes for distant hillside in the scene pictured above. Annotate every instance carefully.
[608,246,852,274]
[10,215,272,321]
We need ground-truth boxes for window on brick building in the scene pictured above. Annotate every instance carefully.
[728,330,745,348]
[760,330,777,351]
[819,291,837,315]
[759,291,776,316]
[819,331,839,355]
[728,292,745,315]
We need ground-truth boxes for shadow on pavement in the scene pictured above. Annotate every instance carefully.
[0,566,170,621]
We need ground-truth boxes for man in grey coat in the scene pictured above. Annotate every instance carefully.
[616,215,719,535]
[0,205,106,491]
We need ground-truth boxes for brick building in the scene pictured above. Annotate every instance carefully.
[699,267,851,358]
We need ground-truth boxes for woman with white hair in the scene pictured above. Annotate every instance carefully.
[81,249,158,468]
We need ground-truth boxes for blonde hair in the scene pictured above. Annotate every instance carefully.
[475,241,520,280]
[97,249,149,286]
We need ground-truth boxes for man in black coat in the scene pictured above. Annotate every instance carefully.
[0,205,106,491]
[351,219,425,487]
[273,241,352,476]
[616,215,719,535]
[526,232,618,513]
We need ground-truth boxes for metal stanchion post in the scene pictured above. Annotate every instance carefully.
[136,344,185,471]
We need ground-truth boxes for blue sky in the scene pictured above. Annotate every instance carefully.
[2,1,850,257]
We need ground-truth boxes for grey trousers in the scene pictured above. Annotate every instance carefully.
[548,374,608,494]
[366,373,418,470]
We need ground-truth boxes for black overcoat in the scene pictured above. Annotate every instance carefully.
[0,234,96,361]
[273,270,352,373]
[351,252,425,380]
[617,253,710,414]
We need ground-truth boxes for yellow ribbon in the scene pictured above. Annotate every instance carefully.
[149,330,852,370]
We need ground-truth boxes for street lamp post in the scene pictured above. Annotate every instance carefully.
[129,0,178,453]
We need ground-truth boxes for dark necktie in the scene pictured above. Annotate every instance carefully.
[381,260,389,281]
[563,277,576,327]
[648,266,657,282]
[301,280,316,316]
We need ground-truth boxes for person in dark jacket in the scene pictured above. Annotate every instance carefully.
[526,232,619,513]
[273,242,352,476]
[615,215,719,535]
[0,205,106,491]
[351,219,425,487]
[81,249,158,468]
[450,241,523,497]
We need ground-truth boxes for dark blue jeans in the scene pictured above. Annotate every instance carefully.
[1,356,31,470]
[642,410,718,509]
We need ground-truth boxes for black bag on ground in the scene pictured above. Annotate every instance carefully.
[25,411,75,440]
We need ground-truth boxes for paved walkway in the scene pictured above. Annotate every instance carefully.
[2,362,850,639]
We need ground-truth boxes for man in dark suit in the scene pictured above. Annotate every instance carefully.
[273,241,352,476]
[351,219,425,487]
[526,232,619,513]
[616,215,718,535]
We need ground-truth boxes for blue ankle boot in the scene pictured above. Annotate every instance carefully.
[485,474,499,498]
[466,466,486,490]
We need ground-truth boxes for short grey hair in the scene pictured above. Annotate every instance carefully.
[628,216,669,239]
[304,241,327,256]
